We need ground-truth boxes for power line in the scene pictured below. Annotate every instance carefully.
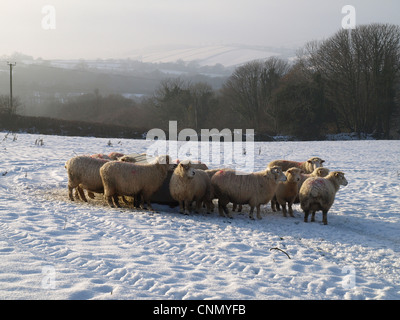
[7,61,16,111]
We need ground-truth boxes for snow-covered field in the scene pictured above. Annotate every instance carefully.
[131,45,280,67]
[0,132,399,300]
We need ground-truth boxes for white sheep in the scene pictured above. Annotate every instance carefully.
[272,167,303,217]
[117,153,147,163]
[211,166,287,220]
[294,167,330,204]
[268,157,325,174]
[108,152,125,160]
[174,159,208,170]
[65,155,110,202]
[100,155,174,210]
[169,160,212,215]
[205,168,242,212]
[299,171,348,225]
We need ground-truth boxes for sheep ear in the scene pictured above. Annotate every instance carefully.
[307,160,312,163]
[321,160,325,163]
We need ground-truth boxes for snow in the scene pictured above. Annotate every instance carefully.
[0,132,399,300]
[131,45,281,67]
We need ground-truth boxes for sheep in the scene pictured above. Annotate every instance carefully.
[272,167,330,211]
[100,155,174,210]
[174,159,208,170]
[87,153,125,198]
[205,168,243,212]
[90,152,125,161]
[90,153,111,160]
[299,171,348,225]
[211,166,287,220]
[271,167,303,217]
[65,155,109,202]
[169,160,212,215]
[108,152,125,160]
[294,167,330,204]
[117,154,146,163]
[268,157,325,174]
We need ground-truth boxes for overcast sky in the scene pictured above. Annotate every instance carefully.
[1,0,399,59]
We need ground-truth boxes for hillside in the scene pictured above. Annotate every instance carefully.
[124,44,295,67]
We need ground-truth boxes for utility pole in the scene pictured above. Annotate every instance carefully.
[7,62,16,113]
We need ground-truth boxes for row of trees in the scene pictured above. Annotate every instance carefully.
[148,24,400,139]
[3,23,399,139]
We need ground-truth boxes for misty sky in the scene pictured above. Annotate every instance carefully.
[1,0,399,59]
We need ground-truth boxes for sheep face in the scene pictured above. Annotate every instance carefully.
[267,166,287,182]
[334,171,348,187]
[179,161,196,179]
[313,167,330,177]
[286,167,302,182]
[156,155,177,171]
[117,155,137,162]
[307,157,325,170]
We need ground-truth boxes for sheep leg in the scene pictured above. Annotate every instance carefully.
[256,204,262,220]
[322,210,328,225]
[249,207,255,220]
[135,194,144,209]
[209,200,215,212]
[87,191,96,199]
[178,201,184,214]
[238,204,242,212]
[224,205,232,218]
[282,203,287,217]
[141,192,153,211]
[184,200,190,215]
[205,200,212,214]
[112,194,121,208]
[217,202,225,217]
[195,200,202,213]
[77,186,88,202]
[68,186,75,201]
[106,196,115,208]
[304,210,310,222]
[122,196,130,206]
[146,200,153,211]
[271,197,277,212]
[311,211,316,222]
[232,203,237,211]
[288,202,295,217]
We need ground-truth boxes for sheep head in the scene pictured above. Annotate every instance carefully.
[154,154,176,171]
[333,171,348,186]
[286,167,302,182]
[176,160,196,178]
[266,166,287,182]
[307,157,325,170]
[313,167,330,177]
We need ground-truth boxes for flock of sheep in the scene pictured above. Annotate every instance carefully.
[65,152,348,225]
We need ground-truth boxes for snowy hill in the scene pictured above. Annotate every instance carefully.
[125,44,293,67]
[0,132,399,299]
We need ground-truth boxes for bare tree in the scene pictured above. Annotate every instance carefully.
[0,95,21,115]
[222,57,289,132]
[303,23,400,137]
[152,78,216,130]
